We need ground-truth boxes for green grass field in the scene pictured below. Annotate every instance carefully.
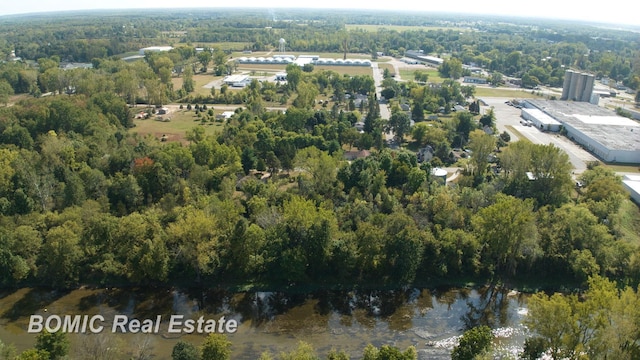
[400,68,445,83]
[474,87,544,98]
[505,125,533,143]
[613,199,640,245]
[130,109,224,143]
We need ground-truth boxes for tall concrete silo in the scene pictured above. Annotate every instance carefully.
[569,71,581,101]
[574,73,587,101]
[561,70,574,100]
[581,74,595,102]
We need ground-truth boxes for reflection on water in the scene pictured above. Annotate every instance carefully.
[0,286,529,359]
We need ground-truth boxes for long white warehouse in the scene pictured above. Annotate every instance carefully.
[525,100,640,164]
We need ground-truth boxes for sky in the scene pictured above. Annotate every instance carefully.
[0,0,637,26]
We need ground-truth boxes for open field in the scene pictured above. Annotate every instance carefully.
[378,63,395,75]
[613,200,640,245]
[194,42,253,51]
[474,87,545,98]
[314,65,373,76]
[400,68,445,83]
[504,125,533,143]
[235,64,287,73]
[130,108,224,143]
[172,73,223,96]
[345,24,468,32]
[602,164,640,173]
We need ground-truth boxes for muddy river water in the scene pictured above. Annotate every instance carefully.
[0,286,530,359]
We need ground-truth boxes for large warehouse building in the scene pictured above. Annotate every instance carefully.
[524,100,640,164]
[623,174,640,204]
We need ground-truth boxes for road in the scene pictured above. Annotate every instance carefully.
[371,62,394,143]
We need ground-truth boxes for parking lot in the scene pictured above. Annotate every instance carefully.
[483,97,598,174]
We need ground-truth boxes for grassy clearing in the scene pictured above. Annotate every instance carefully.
[172,73,222,97]
[474,87,544,98]
[378,63,395,75]
[313,65,373,76]
[504,125,533,143]
[613,199,640,245]
[194,42,253,51]
[399,68,445,83]
[603,164,640,173]
[345,24,467,32]
[130,109,224,143]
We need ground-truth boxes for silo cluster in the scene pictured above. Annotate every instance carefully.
[561,70,595,102]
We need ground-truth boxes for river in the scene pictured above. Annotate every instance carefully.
[0,286,530,359]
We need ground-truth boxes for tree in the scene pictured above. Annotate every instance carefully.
[472,194,538,277]
[201,334,231,360]
[478,108,495,129]
[278,342,319,360]
[523,276,637,360]
[35,330,70,360]
[451,326,493,360]
[286,64,302,91]
[467,129,496,182]
[361,344,417,360]
[454,111,474,147]
[293,81,319,109]
[294,147,339,196]
[197,49,212,73]
[387,111,411,143]
[0,79,14,106]
[182,65,195,93]
[439,58,463,79]
[40,222,84,287]
[172,341,200,360]
[489,72,503,86]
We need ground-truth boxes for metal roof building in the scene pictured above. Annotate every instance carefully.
[525,99,640,164]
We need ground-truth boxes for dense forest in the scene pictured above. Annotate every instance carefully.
[1,8,640,360]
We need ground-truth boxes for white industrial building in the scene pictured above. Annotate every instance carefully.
[525,100,640,164]
[223,74,250,87]
[236,55,371,67]
[623,174,640,204]
[139,46,173,55]
[521,108,562,132]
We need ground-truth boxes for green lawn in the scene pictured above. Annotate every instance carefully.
[504,125,533,143]
[400,68,445,83]
[130,109,224,143]
[612,199,640,245]
[474,87,544,98]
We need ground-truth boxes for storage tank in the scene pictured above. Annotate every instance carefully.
[581,74,595,102]
[561,70,574,100]
[431,167,448,184]
[569,71,580,100]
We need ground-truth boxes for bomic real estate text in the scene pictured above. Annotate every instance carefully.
[27,314,238,334]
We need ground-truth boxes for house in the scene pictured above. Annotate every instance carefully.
[463,76,488,84]
[216,111,235,120]
[417,145,434,163]
[344,149,371,161]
